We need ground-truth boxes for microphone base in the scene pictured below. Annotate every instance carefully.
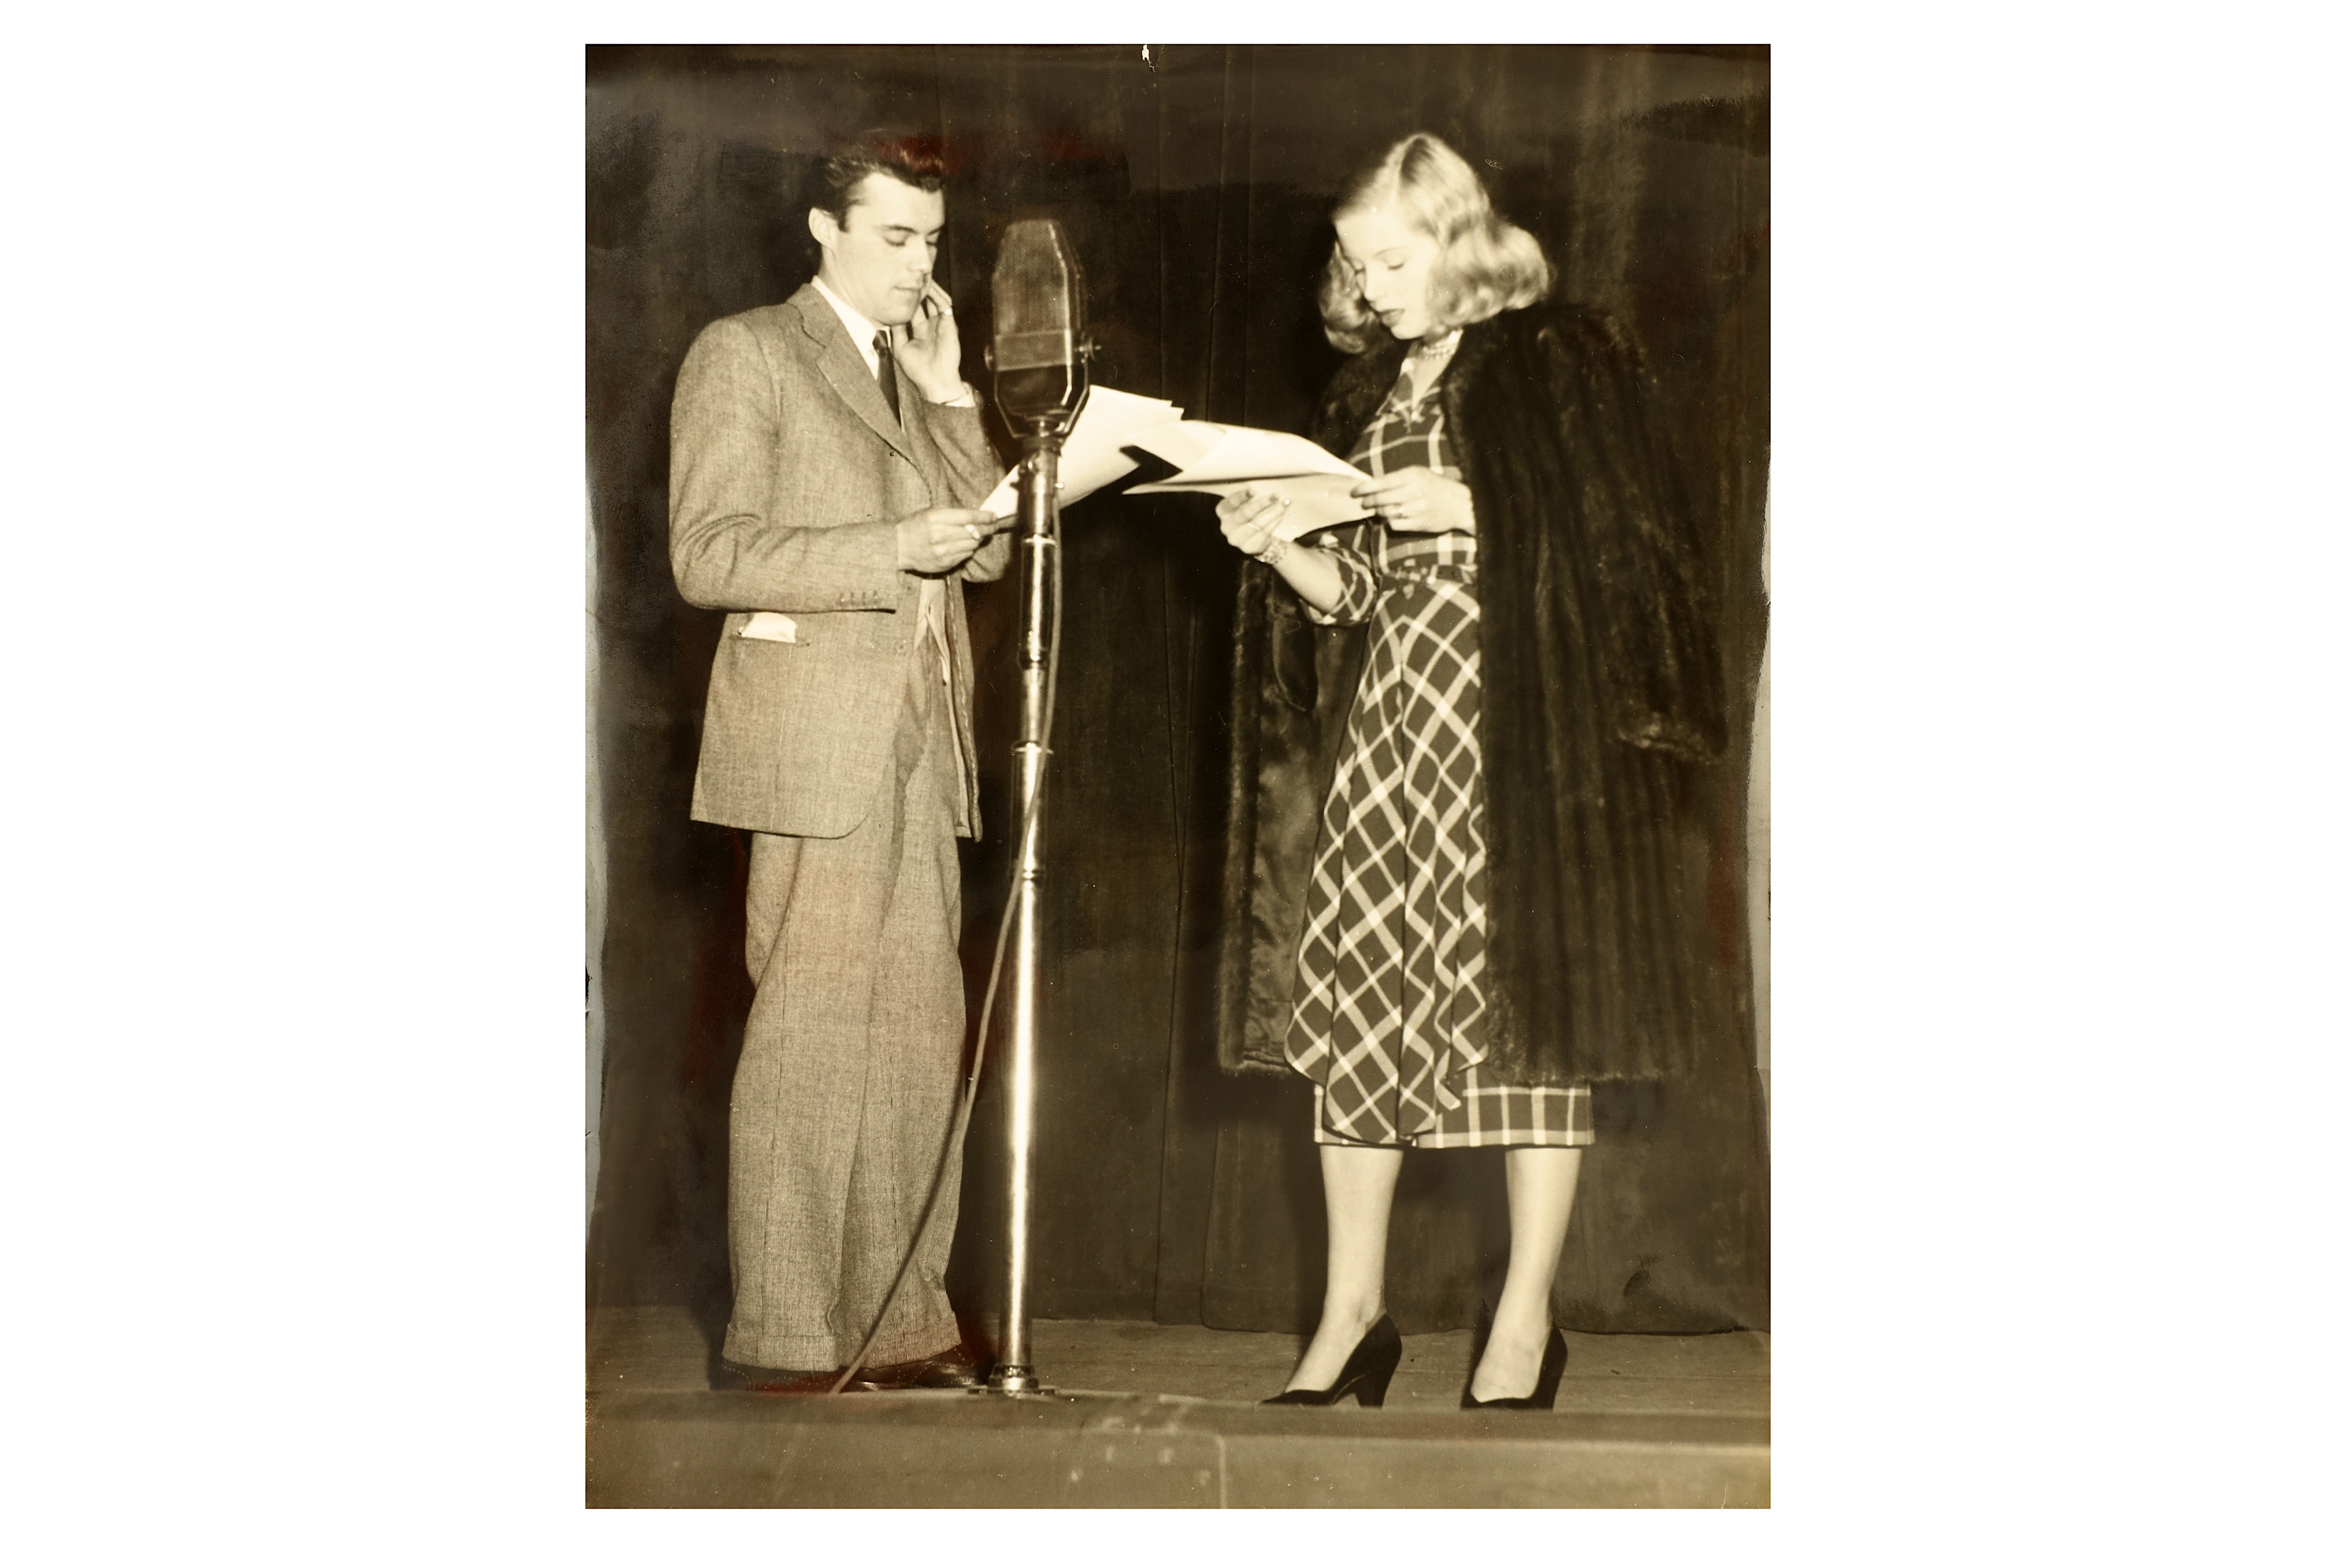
[978,1366,1054,1396]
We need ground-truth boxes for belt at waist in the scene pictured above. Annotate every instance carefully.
[1378,561,1478,589]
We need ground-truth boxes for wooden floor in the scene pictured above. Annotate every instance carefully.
[590,1306,1769,1415]
[587,1307,1769,1507]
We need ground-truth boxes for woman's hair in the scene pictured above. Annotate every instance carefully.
[1317,133,1553,353]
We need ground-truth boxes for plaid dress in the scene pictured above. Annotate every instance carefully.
[1286,342,1594,1150]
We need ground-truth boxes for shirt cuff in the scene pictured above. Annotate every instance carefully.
[929,383,977,408]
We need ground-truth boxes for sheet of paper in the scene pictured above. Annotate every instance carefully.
[979,386,1185,517]
[1126,472,1372,539]
[970,392,1369,529]
[1078,385,1186,434]
[1121,422,1363,485]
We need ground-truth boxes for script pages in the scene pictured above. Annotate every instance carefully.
[978,387,1184,519]
[1121,424,1369,540]
[979,386,1374,541]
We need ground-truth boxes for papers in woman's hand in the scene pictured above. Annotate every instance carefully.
[1122,423,1372,539]
[1121,423,1362,487]
[975,387,1373,540]
[1186,473,1372,540]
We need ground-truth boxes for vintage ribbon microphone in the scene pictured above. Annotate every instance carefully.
[823,223,1090,1399]
[981,219,1090,1395]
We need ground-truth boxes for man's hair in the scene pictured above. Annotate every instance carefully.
[808,135,948,224]
[1317,132,1553,354]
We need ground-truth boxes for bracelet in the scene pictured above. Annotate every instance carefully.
[1255,536,1291,570]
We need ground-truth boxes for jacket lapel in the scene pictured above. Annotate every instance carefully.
[789,285,921,469]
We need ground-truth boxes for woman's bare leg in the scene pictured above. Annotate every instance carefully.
[1468,1145,1583,1400]
[1284,1143,1405,1391]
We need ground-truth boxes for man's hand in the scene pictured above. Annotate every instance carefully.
[896,506,1003,574]
[898,280,968,403]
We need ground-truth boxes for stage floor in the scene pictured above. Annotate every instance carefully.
[587,1308,1769,1507]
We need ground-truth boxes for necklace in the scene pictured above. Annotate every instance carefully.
[1395,329,1461,409]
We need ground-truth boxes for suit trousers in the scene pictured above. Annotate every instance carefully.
[723,637,968,1372]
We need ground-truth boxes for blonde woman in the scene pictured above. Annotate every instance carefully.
[1222,134,1725,1409]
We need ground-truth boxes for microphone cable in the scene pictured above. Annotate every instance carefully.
[826,474,1065,1396]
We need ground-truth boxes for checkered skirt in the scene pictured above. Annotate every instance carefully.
[1285,376,1592,1149]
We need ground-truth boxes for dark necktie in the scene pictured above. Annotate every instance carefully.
[872,330,900,422]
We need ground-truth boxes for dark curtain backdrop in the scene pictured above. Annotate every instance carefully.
[587,44,1769,1345]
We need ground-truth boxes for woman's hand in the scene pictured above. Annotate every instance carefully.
[1221,483,1347,612]
[1351,466,1474,534]
[1217,485,1295,557]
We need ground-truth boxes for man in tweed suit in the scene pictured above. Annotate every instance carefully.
[669,139,1008,1392]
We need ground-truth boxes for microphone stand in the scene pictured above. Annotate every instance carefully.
[986,389,1085,1396]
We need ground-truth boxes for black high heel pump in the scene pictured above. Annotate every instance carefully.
[1461,1326,1566,1410]
[1263,1314,1402,1407]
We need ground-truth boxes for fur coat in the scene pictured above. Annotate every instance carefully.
[1214,303,1730,1085]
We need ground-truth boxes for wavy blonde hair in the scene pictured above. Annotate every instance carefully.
[1318,133,1553,353]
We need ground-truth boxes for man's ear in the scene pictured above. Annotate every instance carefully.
[808,206,840,253]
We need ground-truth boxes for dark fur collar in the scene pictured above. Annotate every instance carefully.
[1312,305,1629,459]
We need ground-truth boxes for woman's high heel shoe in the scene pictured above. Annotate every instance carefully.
[1263,1313,1402,1407]
[1461,1326,1567,1410]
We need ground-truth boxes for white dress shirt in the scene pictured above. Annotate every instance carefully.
[810,274,975,404]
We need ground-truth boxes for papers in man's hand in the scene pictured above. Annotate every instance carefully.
[979,387,1185,518]
[1122,422,1372,540]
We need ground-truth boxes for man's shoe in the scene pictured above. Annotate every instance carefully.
[863,1345,990,1390]
[714,1359,881,1395]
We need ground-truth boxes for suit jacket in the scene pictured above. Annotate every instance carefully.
[670,283,1011,840]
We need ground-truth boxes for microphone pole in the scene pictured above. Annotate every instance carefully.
[984,220,1089,1396]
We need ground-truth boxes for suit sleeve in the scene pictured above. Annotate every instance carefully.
[668,317,906,614]
[927,399,1014,586]
[960,526,1014,585]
